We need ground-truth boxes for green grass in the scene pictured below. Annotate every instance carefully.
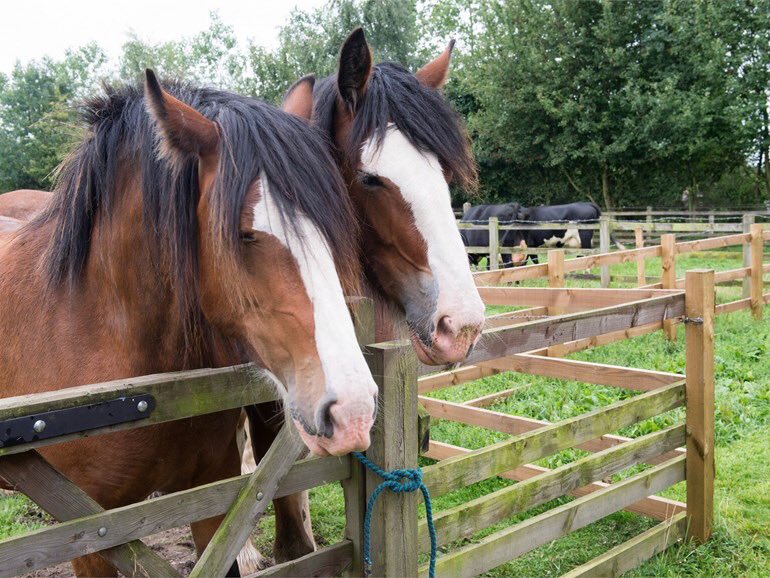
[0,251,767,577]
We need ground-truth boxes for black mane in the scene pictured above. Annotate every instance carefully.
[314,61,477,188]
[35,80,359,321]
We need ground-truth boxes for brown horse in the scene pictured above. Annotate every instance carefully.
[0,71,377,576]
[240,29,486,567]
[0,189,52,220]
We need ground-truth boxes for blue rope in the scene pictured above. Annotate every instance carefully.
[351,452,437,578]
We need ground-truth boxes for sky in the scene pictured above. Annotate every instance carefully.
[0,0,327,74]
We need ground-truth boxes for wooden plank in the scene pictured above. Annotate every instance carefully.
[561,512,687,578]
[600,216,611,287]
[751,223,765,319]
[0,453,347,577]
[742,215,755,298]
[453,293,685,370]
[675,233,750,253]
[0,364,277,456]
[473,262,549,285]
[418,365,500,394]
[0,451,179,578]
[661,234,677,342]
[529,321,664,358]
[488,216,499,270]
[418,426,685,550]
[478,286,682,311]
[564,245,662,273]
[685,270,715,543]
[636,227,645,286]
[252,541,352,577]
[479,354,682,391]
[342,460,366,578]
[419,393,685,459]
[716,298,752,315]
[465,385,529,408]
[547,249,565,316]
[424,440,685,521]
[484,307,550,328]
[419,456,685,578]
[190,425,304,578]
[362,344,419,576]
[421,382,684,497]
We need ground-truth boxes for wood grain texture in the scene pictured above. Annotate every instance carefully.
[685,270,715,543]
[0,365,277,456]
[419,456,685,578]
[421,382,684,497]
[0,453,346,577]
[477,286,681,310]
[560,512,687,578]
[190,425,304,578]
[251,541,353,577]
[661,234,677,342]
[417,426,685,551]
[0,451,179,578]
[635,227,646,286]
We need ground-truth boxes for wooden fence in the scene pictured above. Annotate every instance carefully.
[1,227,766,576]
[459,211,770,271]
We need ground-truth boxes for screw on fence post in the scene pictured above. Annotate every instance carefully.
[661,234,678,342]
[750,223,764,320]
[685,269,715,543]
[361,343,419,577]
[742,214,755,299]
[599,215,611,287]
[488,216,499,271]
[635,226,645,286]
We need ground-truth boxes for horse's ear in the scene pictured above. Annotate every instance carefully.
[282,75,315,120]
[338,27,372,113]
[416,39,455,89]
[144,69,218,162]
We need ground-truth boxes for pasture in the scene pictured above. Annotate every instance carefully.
[2,250,767,577]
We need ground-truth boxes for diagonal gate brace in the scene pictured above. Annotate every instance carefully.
[0,450,179,578]
[189,424,305,578]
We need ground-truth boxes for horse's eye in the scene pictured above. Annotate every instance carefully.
[240,231,257,243]
[359,173,385,189]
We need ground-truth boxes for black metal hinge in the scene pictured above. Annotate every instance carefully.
[0,394,156,448]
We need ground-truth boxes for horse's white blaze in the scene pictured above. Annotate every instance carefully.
[251,175,376,405]
[360,126,484,329]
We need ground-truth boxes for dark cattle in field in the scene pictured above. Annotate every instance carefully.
[518,201,601,262]
[459,203,527,267]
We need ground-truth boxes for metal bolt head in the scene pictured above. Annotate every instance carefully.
[136,400,148,413]
[33,420,46,433]
[97,527,107,537]
[256,492,264,501]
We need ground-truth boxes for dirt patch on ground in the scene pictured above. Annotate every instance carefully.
[23,526,198,578]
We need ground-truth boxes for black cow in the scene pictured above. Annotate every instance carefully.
[460,201,603,267]
[460,203,526,267]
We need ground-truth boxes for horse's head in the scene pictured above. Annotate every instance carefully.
[145,71,377,456]
[308,29,485,366]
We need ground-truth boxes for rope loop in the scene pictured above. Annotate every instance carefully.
[351,452,437,578]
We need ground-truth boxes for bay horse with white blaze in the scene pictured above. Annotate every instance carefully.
[0,71,376,576]
[241,28,486,567]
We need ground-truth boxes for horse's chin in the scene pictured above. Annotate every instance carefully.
[409,332,440,365]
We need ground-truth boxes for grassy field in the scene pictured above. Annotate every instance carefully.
[0,250,767,577]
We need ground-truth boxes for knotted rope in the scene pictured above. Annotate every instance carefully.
[351,452,437,578]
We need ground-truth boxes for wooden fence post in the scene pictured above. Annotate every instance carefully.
[742,214,755,298]
[750,223,764,320]
[363,343,419,576]
[707,211,715,234]
[489,216,500,270]
[599,215,611,287]
[685,269,715,544]
[462,201,471,216]
[343,297,376,577]
[547,249,565,316]
[646,206,653,227]
[635,227,645,286]
[661,234,677,341]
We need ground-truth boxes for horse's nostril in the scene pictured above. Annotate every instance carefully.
[436,315,455,337]
[318,398,336,439]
